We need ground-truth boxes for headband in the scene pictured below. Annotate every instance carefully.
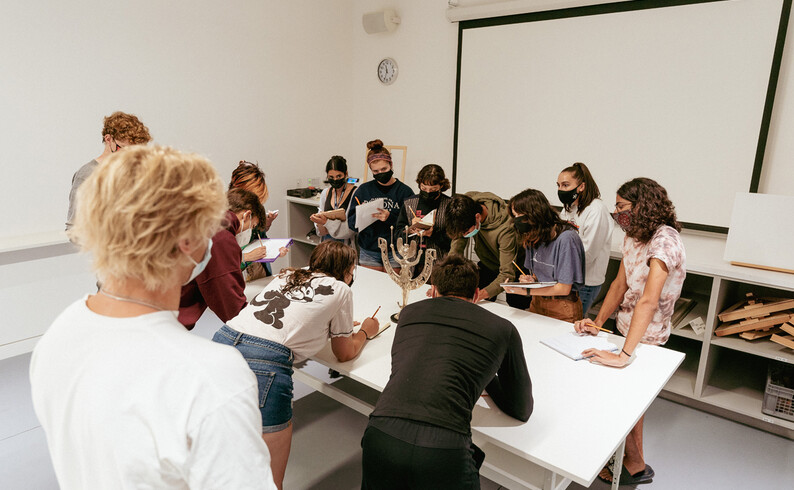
[367,152,392,165]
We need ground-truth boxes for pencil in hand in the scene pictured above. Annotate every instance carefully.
[584,319,612,334]
[511,260,527,275]
[371,306,381,319]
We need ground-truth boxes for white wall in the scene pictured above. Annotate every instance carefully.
[0,0,354,359]
[350,0,458,188]
[0,0,353,240]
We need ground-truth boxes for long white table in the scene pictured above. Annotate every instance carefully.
[291,268,684,490]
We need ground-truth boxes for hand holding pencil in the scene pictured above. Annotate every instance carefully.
[573,318,612,336]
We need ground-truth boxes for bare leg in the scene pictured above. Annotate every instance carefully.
[262,422,293,490]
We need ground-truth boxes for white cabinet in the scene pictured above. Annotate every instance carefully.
[285,196,322,268]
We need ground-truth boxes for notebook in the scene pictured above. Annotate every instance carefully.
[500,281,557,289]
[540,331,620,361]
[242,238,294,263]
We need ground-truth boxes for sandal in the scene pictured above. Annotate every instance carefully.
[597,464,655,485]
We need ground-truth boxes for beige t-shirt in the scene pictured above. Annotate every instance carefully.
[617,226,686,345]
[228,272,354,362]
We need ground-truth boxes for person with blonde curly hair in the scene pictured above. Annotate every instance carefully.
[31,145,276,490]
[65,111,151,230]
[574,177,686,486]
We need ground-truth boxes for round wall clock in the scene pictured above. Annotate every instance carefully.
[377,58,398,85]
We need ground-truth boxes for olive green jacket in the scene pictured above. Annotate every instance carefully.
[449,191,520,298]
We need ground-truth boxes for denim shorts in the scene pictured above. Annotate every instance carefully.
[359,247,399,268]
[212,325,294,433]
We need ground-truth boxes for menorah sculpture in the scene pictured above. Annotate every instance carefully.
[378,228,436,322]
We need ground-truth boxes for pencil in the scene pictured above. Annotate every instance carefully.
[584,319,612,334]
[371,306,381,318]
[511,260,527,275]
[257,232,264,248]
[355,196,361,205]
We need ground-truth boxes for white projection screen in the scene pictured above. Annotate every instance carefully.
[454,0,789,231]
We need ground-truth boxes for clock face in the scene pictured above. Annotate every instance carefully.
[378,58,397,85]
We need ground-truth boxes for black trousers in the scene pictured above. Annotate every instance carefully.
[361,425,483,490]
[478,261,532,310]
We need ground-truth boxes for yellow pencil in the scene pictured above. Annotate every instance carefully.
[511,260,527,275]
[355,196,361,205]
[584,319,612,334]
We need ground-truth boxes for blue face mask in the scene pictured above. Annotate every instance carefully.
[184,238,213,285]
[463,221,480,238]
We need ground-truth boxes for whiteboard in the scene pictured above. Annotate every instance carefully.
[725,193,794,272]
[454,0,786,230]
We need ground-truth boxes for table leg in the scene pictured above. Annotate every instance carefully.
[610,438,626,490]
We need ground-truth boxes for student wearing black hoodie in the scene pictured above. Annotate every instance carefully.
[347,139,413,272]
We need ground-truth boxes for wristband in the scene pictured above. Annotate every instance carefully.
[621,348,631,357]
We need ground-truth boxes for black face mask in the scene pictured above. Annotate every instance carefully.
[513,216,533,234]
[327,178,345,189]
[373,170,394,184]
[419,190,441,201]
[557,187,579,206]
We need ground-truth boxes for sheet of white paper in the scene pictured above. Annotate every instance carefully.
[355,198,386,231]
[242,238,293,263]
[540,331,620,361]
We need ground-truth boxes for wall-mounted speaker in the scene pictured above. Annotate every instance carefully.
[362,9,401,34]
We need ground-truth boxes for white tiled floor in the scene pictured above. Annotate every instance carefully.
[4,322,794,489]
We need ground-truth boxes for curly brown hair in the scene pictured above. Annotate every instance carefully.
[279,241,357,294]
[101,112,151,144]
[616,177,681,243]
[509,188,576,247]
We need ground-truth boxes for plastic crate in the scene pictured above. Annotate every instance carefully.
[762,362,794,422]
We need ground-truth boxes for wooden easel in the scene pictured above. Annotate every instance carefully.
[363,145,407,183]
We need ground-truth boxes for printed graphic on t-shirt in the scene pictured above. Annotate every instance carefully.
[251,283,334,329]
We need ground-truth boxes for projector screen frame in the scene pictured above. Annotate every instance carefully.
[451,0,792,234]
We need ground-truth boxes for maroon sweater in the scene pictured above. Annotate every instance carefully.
[179,211,246,329]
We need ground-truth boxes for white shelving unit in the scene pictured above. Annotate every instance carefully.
[285,196,322,268]
[604,230,794,439]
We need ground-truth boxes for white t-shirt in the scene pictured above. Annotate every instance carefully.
[560,198,614,286]
[30,297,275,490]
[228,272,354,362]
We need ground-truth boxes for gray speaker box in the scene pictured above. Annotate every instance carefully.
[362,9,400,34]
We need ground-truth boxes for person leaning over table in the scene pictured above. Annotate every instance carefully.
[574,177,686,486]
[502,188,586,323]
[361,254,533,490]
[214,240,380,490]
[229,160,281,280]
[346,139,414,272]
[445,192,531,309]
[179,188,286,330]
[31,145,276,489]
[557,162,614,316]
[309,155,357,245]
[395,163,453,276]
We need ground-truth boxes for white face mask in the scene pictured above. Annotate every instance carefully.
[235,213,252,248]
[184,238,213,285]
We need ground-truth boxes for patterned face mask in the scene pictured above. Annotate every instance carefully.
[611,209,632,232]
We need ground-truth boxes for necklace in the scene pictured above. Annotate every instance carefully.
[99,289,165,311]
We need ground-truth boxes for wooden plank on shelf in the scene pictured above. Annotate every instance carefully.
[739,328,781,340]
[717,298,749,322]
[715,313,793,337]
[780,322,794,337]
[770,334,794,351]
[719,298,794,323]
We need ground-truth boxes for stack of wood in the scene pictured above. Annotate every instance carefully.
[715,293,794,350]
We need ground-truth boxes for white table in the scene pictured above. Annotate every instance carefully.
[289,268,684,490]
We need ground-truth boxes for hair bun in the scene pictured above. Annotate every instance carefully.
[367,139,384,152]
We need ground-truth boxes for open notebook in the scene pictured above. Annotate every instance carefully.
[540,331,620,361]
[242,238,293,263]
